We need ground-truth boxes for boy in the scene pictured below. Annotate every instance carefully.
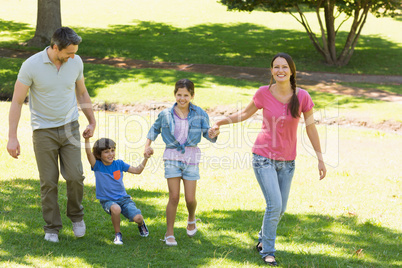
[85,137,153,245]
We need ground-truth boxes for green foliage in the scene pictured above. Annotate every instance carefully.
[219,0,401,66]
[219,0,400,16]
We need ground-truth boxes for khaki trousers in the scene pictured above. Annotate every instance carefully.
[32,120,85,234]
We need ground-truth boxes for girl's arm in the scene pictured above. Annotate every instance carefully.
[84,138,96,168]
[210,100,258,136]
[128,146,153,175]
[303,109,327,180]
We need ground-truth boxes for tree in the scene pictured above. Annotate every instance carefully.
[219,0,399,66]
[27,0,61,47]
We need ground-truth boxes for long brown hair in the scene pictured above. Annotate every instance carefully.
[269,53,300,118]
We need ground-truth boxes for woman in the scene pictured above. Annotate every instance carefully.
[210,53,326,266]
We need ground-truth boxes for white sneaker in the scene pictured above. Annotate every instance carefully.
[44,233,59,243]
[72,220,86,237]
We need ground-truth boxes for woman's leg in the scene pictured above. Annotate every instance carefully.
[166,177,181,242]
[183,179,197,231]
[252,155,282,258]
[276,161,295,219]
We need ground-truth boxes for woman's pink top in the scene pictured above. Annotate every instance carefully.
[252,86,314,161]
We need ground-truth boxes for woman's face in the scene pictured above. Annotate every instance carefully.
[271,57,292,83]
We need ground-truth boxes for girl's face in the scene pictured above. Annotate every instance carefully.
[175,87,193,110]
[100,147,115,165]
[271,57,292,83]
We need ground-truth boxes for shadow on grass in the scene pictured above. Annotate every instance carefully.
[1,178,400,267]
[76,20,402,75]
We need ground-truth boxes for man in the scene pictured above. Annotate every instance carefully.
[7,27,96,243]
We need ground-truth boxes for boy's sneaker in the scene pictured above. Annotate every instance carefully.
[72,220,86,237]
[44,233,59,243]
[114,232,123,245]
[138,221,149,237]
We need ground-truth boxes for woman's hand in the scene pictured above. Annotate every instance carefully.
[208,124,220,139]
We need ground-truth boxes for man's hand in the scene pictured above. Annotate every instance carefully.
[7,137,21,159]
[82,124,95,139]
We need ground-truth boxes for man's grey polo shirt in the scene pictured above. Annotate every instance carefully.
[17,47,84,130]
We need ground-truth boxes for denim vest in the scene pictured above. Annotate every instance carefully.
[147,103,217,153]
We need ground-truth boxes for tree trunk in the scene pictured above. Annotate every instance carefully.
[27,0,61,48]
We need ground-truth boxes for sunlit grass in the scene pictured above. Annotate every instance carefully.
[1,101,401,267]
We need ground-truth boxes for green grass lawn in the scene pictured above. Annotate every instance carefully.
[0,0,401,75]
[0,102,401,267]
[0,0,401,266]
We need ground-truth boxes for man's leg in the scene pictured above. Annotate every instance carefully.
[59,121,85,222]
[33,128,62,234]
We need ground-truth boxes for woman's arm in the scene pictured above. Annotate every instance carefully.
[303,109,327,180]
[209,100,258,137]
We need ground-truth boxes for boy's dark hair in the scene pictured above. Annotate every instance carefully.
[50,27,82,51]
[174,79,195,96]
[92,138,116,160]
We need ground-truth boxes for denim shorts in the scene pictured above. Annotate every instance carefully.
[99,195,141,222]
[164,160,200,181]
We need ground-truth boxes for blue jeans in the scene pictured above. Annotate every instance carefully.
[100,196,141,222]
[164,160,200,181]
[252,153,295,258]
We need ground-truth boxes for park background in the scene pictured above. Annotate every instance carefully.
[0,0,401,267]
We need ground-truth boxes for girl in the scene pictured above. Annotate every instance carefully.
[145,79,218,246]
[210,53,326,266]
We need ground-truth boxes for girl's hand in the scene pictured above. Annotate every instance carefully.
[209,124,220,139]
[318,161,327,180]
[144,147,154,159]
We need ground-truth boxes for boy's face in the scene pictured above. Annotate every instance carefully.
[100,147,115,166]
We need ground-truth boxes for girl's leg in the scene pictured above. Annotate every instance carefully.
[183,179,197,231]
[166,177,181,242]
[110,204,122,233]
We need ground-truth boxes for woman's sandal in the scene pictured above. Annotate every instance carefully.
[263,255,278,266]
[161,235,177,246]
[187,218,201,237]
[256,242,262,252]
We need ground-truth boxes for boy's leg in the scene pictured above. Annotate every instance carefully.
[133,214,144,224]
[110,204,122,233]
[166,177,181,242]
[183,179,197,231]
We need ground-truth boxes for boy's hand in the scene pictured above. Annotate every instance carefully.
[144,147,154,159]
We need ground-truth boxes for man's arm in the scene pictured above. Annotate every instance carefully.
[7,80,30,159]
[75,76,96,138]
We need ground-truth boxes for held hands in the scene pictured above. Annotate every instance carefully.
[7,138,20,159]
[82,124,95,139]
[208,124,220,139]
[144,147,154,159]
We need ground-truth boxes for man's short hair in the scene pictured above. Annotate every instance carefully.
[50,27,82,50]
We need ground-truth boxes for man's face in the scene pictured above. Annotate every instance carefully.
[55,44,78,63]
